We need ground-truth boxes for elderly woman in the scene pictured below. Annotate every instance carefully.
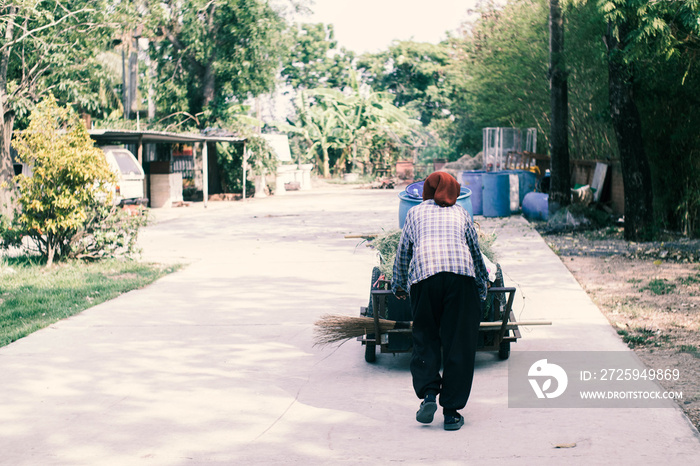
[392,172,488,431]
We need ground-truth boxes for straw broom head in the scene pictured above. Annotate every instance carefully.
[313,314,399,346]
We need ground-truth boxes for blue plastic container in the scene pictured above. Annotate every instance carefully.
[405,181,424,199]
[398,185,473,228]
[514,170,538,204]
[482,172,511,217]
[522,192,549,221]
[461,170,484,216]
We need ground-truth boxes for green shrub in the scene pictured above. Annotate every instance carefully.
[216,142,254,195]
[0,215,23,250]
[216,134,277,195]
[5,96,149,265]
[69,204,150,260]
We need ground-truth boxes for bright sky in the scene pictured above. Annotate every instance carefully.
[295,0,479,54]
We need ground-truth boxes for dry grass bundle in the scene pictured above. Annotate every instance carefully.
[476,224,498,263]
[370,229,401,279]
[366,224,498,279]
[313,314,409,346]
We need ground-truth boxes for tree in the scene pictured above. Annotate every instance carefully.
[598,0,700,240]
[633,28,700,236]
[0,1,118,218]
[434,0,699,237]
[11,97,117,266]
[274,81,412,178]
[604,18,653,240]
[564,1,614,161]
[635,53,700,237]
[148,0,286,127]
[548,0,571,213]
[281,23,355,90]
[358,41,451,126]
[322,73,413,174]
[447,0,550,156]
[274,89,343,177]
[447,0,616,161]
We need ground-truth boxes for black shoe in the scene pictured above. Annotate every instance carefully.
[416,399,438,424]
[444,413,464,431]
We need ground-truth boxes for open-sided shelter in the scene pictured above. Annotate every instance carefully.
[87,129,246,208]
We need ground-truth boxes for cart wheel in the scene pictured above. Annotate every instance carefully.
[365,335,377,363]
[498,341,510,360]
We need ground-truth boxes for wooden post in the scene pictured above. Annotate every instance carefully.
[203,140,208,208]
[137,135,143,164]
[242,142,247,201]
[137,135,146,206]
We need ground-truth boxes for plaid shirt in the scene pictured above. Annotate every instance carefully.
[392,200,489,301]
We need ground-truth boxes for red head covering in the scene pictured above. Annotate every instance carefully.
[423,172,460,207]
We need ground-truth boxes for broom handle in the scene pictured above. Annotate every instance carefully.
[387,320,552,329]
[479,321,552,328]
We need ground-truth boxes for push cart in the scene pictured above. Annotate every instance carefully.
[359,267,520,363]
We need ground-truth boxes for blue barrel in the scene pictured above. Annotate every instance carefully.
[398,186,473,228]
[514,170,538,204]
[522,192,549,221]
[461,170,484,216]
[458,189,473,221]
[482,172,511,217]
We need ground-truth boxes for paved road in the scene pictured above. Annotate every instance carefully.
[0,185,698,465]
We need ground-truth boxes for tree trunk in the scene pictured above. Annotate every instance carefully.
[0,7,18,218]
[0,105,17,219]
[122,48,128,119]
[201,60,216,114]
[201,1,217,118]
[548,0,570,214]
[147,53,157,120]
[46,239,55,267]
[128,35,139,119]
[322,144,330,178]
[606,22,655,241]
[313,147,322,176]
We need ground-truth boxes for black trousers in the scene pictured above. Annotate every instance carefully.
[409,272,481,411]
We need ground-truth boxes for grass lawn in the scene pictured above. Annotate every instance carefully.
[0,257,181,347]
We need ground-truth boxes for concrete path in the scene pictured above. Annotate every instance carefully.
[0,184,698,465]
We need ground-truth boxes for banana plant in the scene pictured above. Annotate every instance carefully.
[272,74,414,177]
[309,72,414,174]
[271,90,343,177]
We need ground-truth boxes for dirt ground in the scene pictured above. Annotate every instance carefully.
[540,226,700,431]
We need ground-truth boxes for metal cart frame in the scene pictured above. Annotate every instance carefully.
[360,286,520,363]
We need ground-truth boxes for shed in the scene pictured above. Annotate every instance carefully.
[87,129,246,208]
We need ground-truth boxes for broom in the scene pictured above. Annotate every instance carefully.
[313,314,552,346]
[313,314,410,346]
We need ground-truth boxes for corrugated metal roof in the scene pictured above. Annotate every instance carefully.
[88,129,245,144]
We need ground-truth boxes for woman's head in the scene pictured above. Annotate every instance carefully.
[423,172,460,207]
